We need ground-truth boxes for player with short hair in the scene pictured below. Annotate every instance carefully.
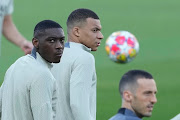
[109,70,157,120]
[0,0,33,55]
[51,8,104,120]
[0,20,65,120]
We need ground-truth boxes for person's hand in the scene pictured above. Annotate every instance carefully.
[21,40,33,55]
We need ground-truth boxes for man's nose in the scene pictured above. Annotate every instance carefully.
[98,31,104,40]
[56,41,64,49]
[151,94,157,104]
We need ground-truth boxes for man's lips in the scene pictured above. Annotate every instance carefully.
[56,52,63,57]
[97,42,101,46]
[147,105,154,111]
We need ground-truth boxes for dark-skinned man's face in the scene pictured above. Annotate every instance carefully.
[36,28,65,63]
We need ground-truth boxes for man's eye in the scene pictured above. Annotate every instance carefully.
[61,38,65,43]
[92,29,97,32]
[49,39,55,43]
[144,91,152,95]
[59,40,64,44]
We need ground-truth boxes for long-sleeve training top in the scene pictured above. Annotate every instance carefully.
[52,42,97,120]
[0,52,58,120]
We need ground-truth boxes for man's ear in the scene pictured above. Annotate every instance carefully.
[72,27,80,37]
[32,38,39,49]
[123,91,133,102]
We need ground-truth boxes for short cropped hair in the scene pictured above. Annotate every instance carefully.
[119,70,153,97]
[67,8,99,32]
[34,20,62,38]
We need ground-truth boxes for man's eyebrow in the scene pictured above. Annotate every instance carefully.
[144,90,157,94]
[93,27,101,31]
[60,36,65,40]
[48,36,65,39]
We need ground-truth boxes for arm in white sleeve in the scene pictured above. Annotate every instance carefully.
[30,72,57,120]
[70,54,95,120]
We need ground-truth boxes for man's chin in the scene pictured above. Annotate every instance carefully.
[53,60,60,63]
[144,112,152,117]
[91,48,98,51]
[52,58,61,63]
[135,111,152,118]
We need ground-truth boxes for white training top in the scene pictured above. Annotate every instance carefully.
[0,0,13,54]
[52,42,97,120]
[0,52,58,120]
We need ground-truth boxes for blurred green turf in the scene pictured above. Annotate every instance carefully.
[0,0,180,119]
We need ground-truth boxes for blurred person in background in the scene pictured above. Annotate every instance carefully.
[109,69,157,120]
[0,0,33,55]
